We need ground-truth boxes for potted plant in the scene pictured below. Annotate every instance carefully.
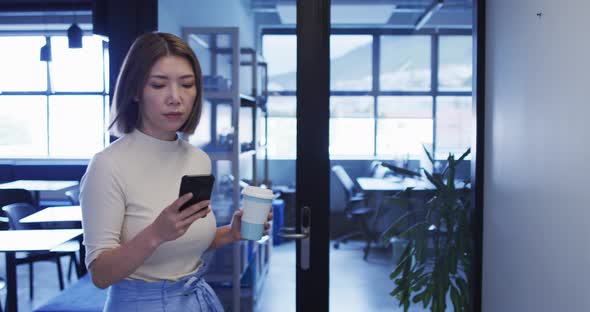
[380,147,472,312]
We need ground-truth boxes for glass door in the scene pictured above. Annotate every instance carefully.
[158,0,479,311]
[259,0,478,311]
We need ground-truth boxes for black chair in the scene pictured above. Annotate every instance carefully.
[331,165,377,260]
[2,202,80,300]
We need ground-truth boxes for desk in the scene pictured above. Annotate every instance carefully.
[20,205,81,225]
[0,229,83,312]
[356,177,466,234]
[18,205,85,279]
[356,177,435,235]
[0,180,79,204]
[356,177,434,192]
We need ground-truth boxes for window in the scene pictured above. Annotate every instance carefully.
[263,35,297,92]
[330,96,374,157]
[330,35,372,91]
[266,96,296,159]
[377,96,433,158]
[0,37,47,91]
[439,36,472,91]
[0,35,109,159]
[435,96,472,159]
[380,36,431,91]
[261,31,472,160]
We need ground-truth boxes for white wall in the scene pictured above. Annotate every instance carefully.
[483,0,590,311]
[158,0,256,47]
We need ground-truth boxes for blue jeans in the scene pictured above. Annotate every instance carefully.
[103,269,224,312]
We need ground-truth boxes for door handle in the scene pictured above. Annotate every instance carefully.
[277,206,311,270]
[277,227,308,239]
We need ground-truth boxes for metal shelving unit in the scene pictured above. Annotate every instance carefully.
[182,27,269,312]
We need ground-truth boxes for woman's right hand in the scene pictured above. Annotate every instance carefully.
[149,193,212,244]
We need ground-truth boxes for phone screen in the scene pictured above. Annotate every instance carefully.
[178,174,215,211]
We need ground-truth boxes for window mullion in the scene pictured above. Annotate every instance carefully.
[372,34,379,157]
[45,35,51,157]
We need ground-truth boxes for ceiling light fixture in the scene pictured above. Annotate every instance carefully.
[67,22,83,48]
[68,2,83,48]
[40,36,52,61]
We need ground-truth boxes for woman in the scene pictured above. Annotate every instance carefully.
[80,32,271,311]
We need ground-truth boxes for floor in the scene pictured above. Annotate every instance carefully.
[0,240,427,312]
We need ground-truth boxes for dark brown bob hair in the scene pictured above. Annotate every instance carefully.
[109,32,203,137]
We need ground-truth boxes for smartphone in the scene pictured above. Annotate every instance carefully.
[178,174,215,211]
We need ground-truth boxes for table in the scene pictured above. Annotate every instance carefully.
[20,205,82,225]
[0,180,79,205]
[356,177,466,235]
[0,229,83,312]
[356,177,435,236]
[356,176,433,192]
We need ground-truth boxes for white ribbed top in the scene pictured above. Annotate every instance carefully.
[80,130,216,282]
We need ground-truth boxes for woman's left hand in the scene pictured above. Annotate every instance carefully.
[229,207,273,241]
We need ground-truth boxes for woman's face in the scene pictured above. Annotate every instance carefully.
[139,55,197,141]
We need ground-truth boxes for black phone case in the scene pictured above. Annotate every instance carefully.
[178,174,215,211]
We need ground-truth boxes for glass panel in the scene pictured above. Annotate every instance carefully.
[257,112,267,159]
[239,106,253,145]
[267,95,296,117]
[435,96,472,159]
[330,35,372,91]
[50,36,105,92]
[262,35,297,91]
[215,104,232,144]
[380,35,431,91]
[48,96,105,158]
[0,96,47,157]
[439,36,473,91]
[267,117,296,159]
[0,37,47,91]
[377,96,433,158]
[104,41,110,93]
[330,96,373,118]
[266,96,296,159]
[329,118,374,157]
[188,100,211,147]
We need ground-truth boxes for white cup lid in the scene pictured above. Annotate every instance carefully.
[242,185,275,199]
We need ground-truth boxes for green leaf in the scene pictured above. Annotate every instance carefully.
[456,148,471,163]
[422,144,435,165]
[423,169,446,190]
[398,221,430,241]
[390,284,404,298]
[423,286,433,308]
[390,263,405,280]
[412,289,428,304]
[450,283,461,311]
[380,209,425,244]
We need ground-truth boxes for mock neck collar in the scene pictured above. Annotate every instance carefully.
[130,129,182,151]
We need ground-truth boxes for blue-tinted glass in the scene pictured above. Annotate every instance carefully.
[262,35,297,91]
[380,36,431,91]
[0,96,47,157]
[331,35,372,91]
[48,96,105,158]
[377,96,433,158]
[439,36,472,91]
[50,36,104,92]
[0,37,47,91]
[435,96,472,159]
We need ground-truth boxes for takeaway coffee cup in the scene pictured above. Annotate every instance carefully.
[240,185,275,240]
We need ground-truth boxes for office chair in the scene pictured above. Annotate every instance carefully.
[331,165,377,260]
[0,276,4,312]
[2,202,80,300]
[64,189,80,205]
